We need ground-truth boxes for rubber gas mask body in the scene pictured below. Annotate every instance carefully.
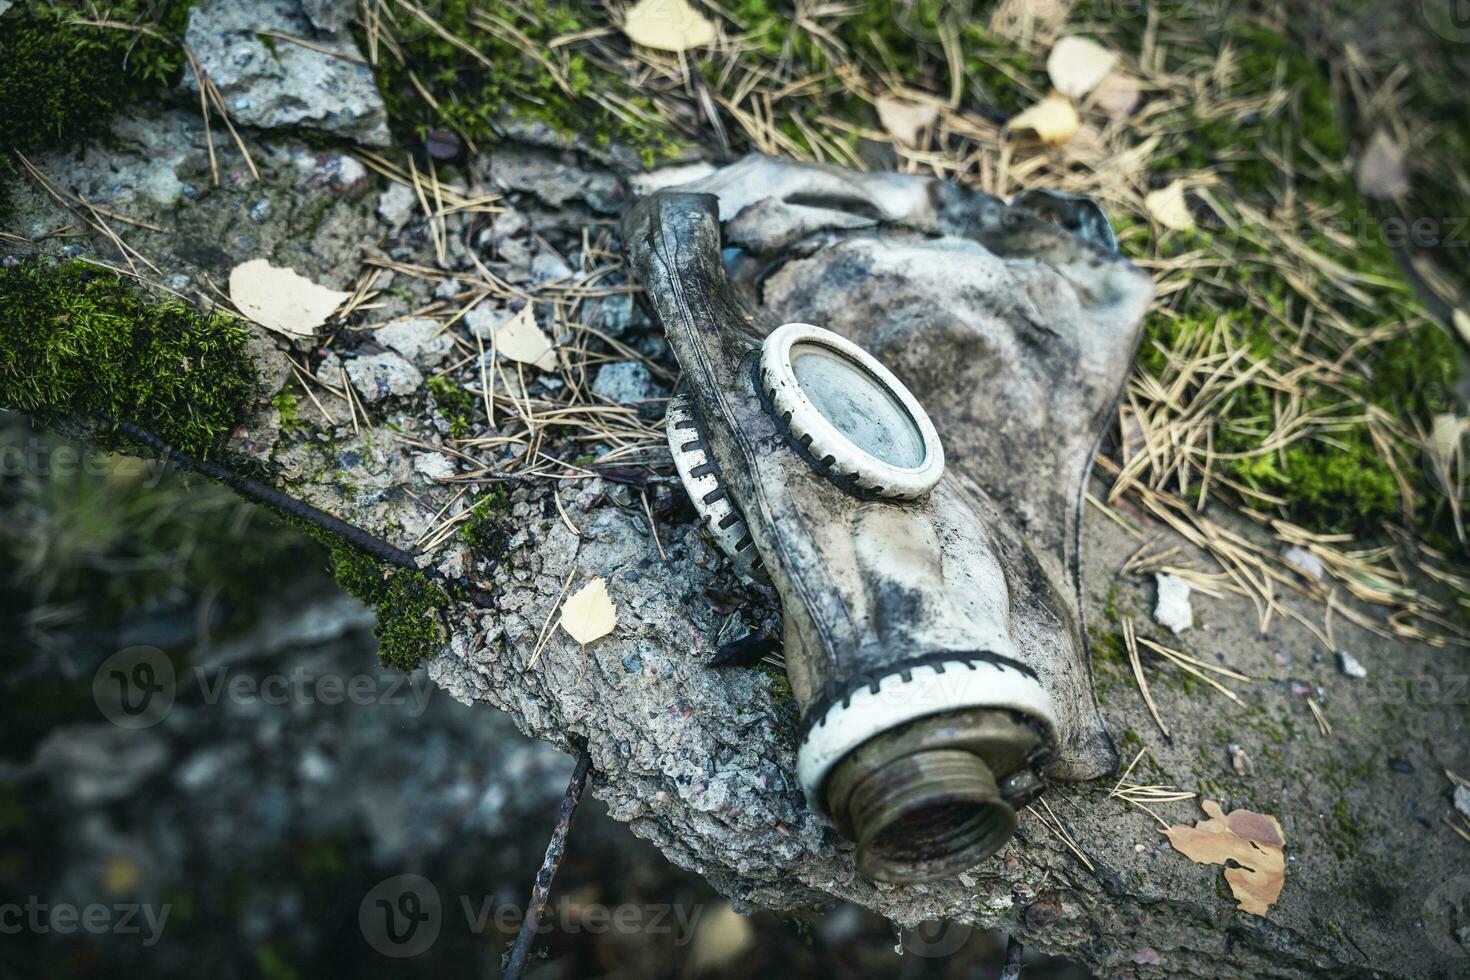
[623,156,1154,883]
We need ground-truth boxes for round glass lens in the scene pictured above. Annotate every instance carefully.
[789,342,926,469]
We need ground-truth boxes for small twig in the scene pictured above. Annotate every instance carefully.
[1001,934,1024,980]
[504,748,593,980]
[98,414,493,606]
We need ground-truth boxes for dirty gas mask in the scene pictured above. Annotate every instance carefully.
[623,156,1154,883]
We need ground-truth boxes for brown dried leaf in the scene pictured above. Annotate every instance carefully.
[494,304,559,372]
[228,259,350,338]
[989,0,1072,41]
[1145,180,1196,232]
[1092,72,1141,118]
[1162,800,1285,916]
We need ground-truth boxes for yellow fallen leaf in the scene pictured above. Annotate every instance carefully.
[494,304,558,372]
[622,0,715,53]
[228,259,350,338]
[1145,180,1195,232]
[1008,93,1080,145]
[1047,36,1118,99]
[559,577,618,645]
[102,854,141,896]
[686,902,754,975]
[875,96,940,147]
[1092,72,1141,118]
[1163,800,1285,917]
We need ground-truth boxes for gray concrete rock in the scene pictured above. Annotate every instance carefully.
[591,361,661,406]
[378,182,418,229]
[345,352,423,402]
[486,146,624,212]
[413,452,457,481]
[33,726,169,805]
[463,302,509,341]
[374,318,455,367]
[181,0,390,146]
[300,0,354,32]
[584,292,646,338]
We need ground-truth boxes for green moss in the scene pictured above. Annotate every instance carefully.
[0,0,190,153]
[1089,629,1128,666]
[460,483,511,558]
[0,257,259,459]
[1101,0,1466,535]
[1143,299,1460,532]
[323,539,448,672]
[358,0,678,160]
[758,662,794,702]
[272,392,306,433]
[427,375,476,439]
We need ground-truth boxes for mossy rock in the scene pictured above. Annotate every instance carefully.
[0,0,189,153]
[0,257,259,459]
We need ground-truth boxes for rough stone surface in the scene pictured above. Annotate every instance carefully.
[181,0,390,146]
[345,352,423,403]
[7,110,1470,979]
[377,182,418,230]
[591,361,661,406]
[413,452,457,481]
[374,318,455,367]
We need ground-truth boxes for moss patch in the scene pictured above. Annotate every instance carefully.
[324,541,448,672]
[358,0,678,163]
[0,257,259,459]
[460,483,512,559]
[427,375,476,439]
[0,0,189,153]
[1084,0,1464,535]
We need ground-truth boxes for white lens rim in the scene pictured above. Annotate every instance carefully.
[759,322,944,500]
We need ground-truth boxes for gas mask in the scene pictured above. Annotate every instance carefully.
[623,156,1154,883]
